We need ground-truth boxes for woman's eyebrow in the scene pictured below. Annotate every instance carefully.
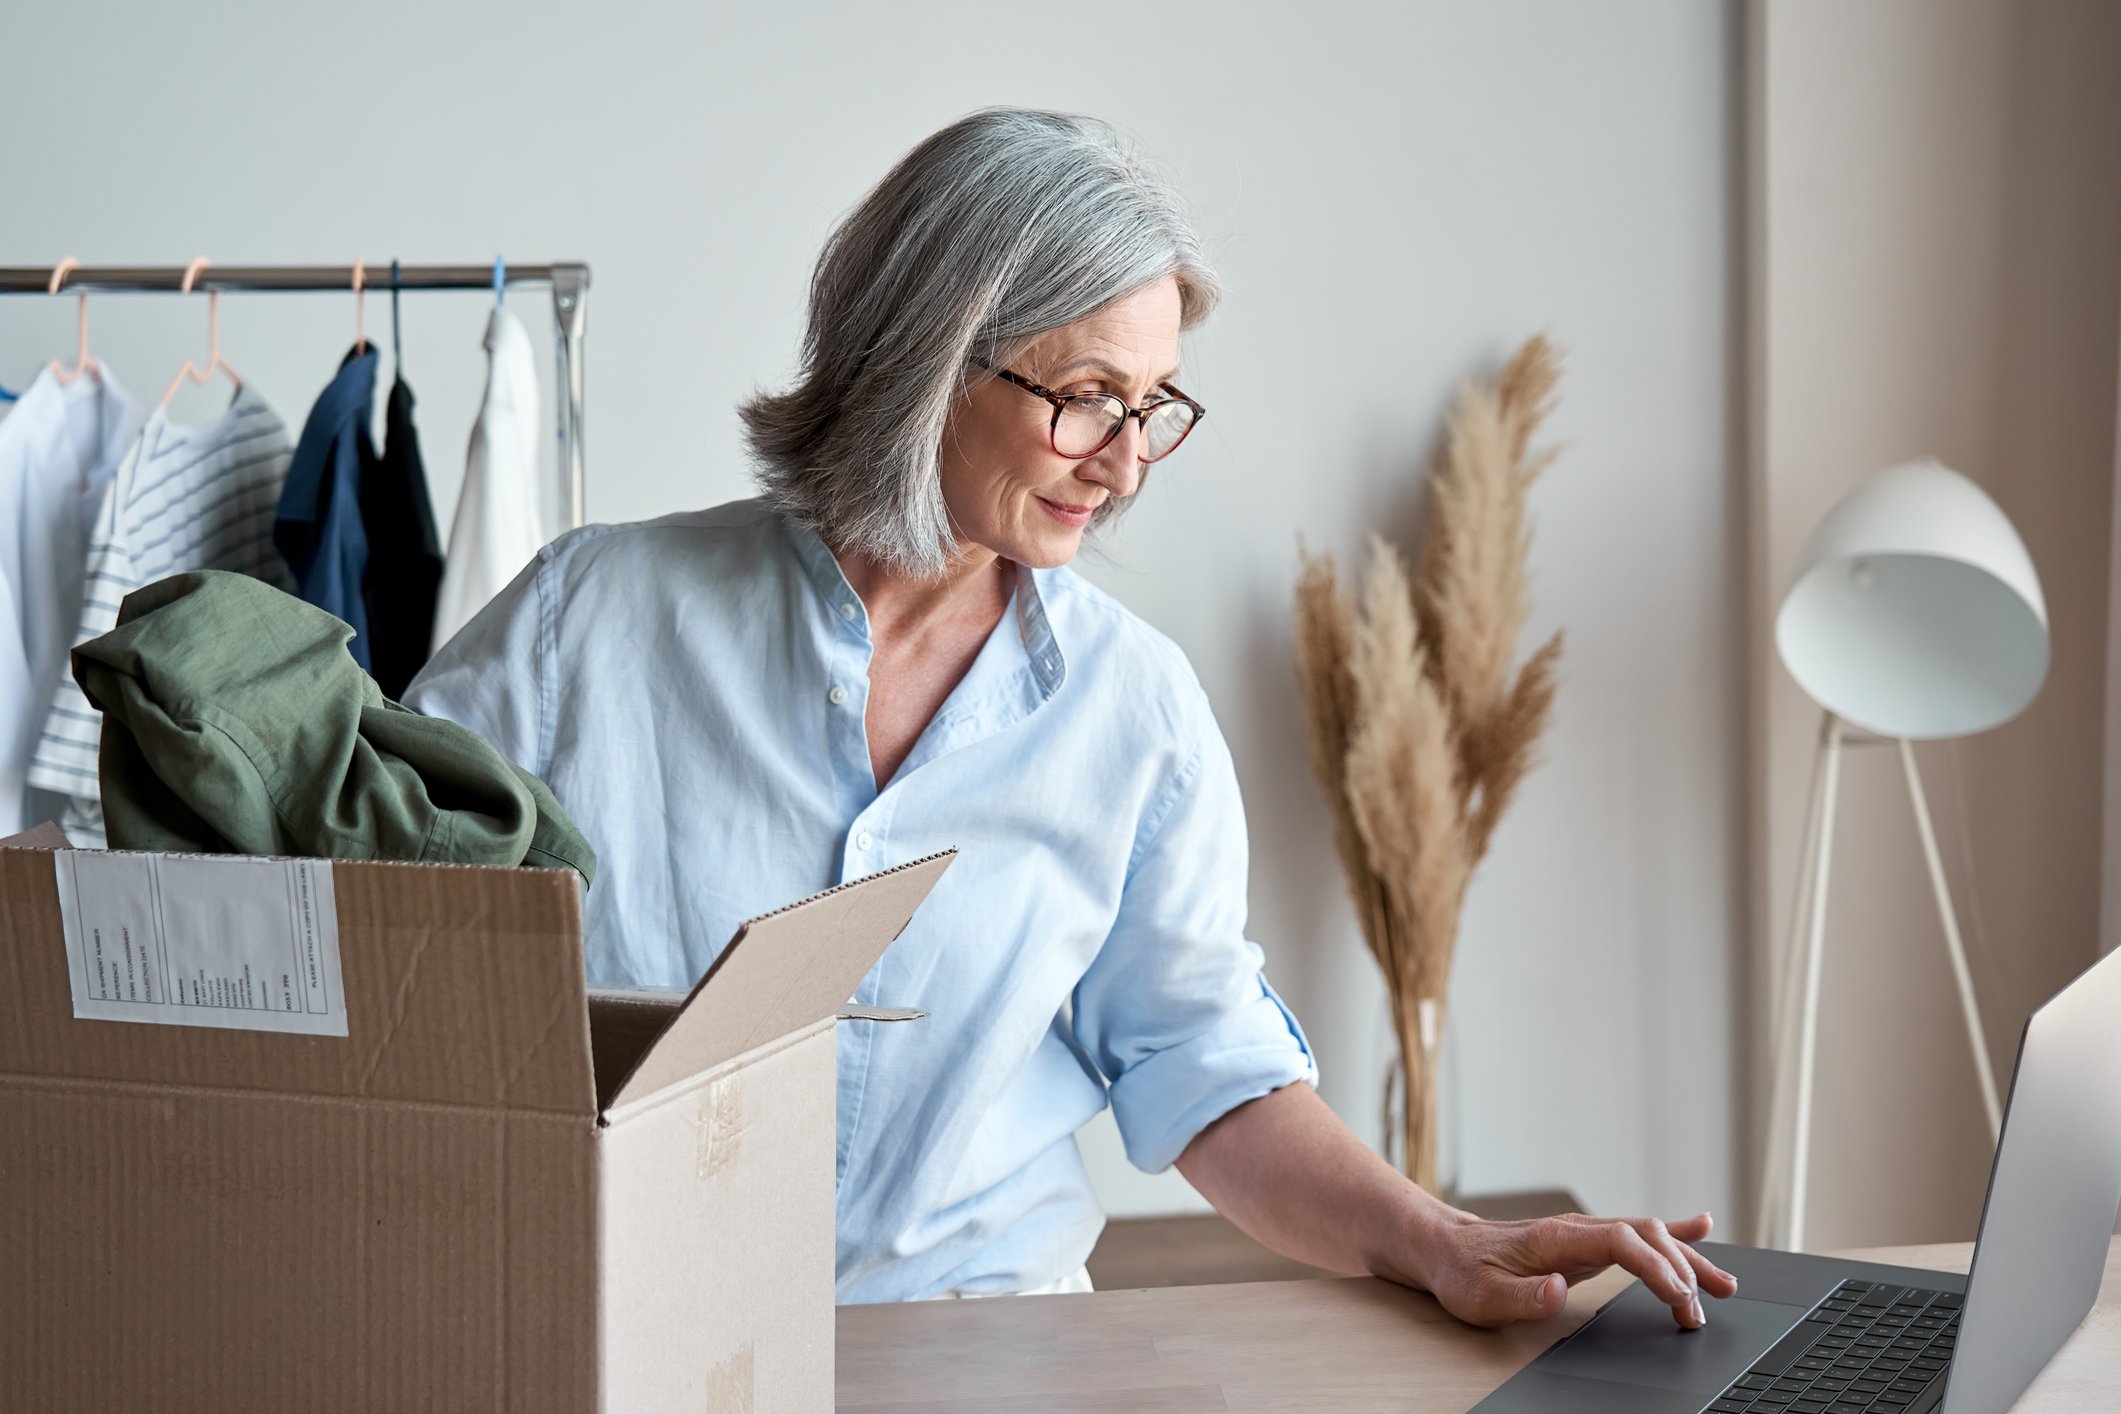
[1048,357,1182,392]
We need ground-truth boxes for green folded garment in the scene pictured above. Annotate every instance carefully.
[71,570,595,883]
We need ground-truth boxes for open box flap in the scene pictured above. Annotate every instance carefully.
[0,845,597,1116]
[0,822,72,851]
[606,850,955,1112]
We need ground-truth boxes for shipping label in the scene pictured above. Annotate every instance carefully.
[53,851,348,1036]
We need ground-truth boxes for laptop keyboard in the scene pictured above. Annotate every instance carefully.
[1701,1279,1961,1414]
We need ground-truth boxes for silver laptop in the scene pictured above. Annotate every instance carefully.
[1474,942,2121,1414]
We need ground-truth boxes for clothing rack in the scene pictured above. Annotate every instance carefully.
[0,262,592,529]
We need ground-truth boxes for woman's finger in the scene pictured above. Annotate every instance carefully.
[1674,1237,1741,1298]
[1665,1211,1714,1243]
[1660,1212,1739,1296]
[1630,1218,1705,1327]
[1551,1221,1695,1316]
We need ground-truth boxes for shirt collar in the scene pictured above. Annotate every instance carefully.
[317,344,381,435]
[14,363,141,477]
[778,511,1068,699]
[1017,565,1066,698]
[783,510,857,614]
[277,348,379,525]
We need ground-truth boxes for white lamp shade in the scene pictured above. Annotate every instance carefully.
[1776,458,2048,740]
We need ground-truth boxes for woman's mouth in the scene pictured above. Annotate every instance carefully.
[1037,496,1096,528]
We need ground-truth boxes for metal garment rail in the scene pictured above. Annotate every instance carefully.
[0,262,592,529]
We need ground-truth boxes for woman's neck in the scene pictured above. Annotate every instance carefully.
[829,539,1014,641]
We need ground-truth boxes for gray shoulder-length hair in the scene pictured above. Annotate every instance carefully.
[740,107,1221,578]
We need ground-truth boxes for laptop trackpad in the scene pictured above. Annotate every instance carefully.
[1539,1285,1812,1395]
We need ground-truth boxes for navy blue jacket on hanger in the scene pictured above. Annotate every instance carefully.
[274,345,381,669]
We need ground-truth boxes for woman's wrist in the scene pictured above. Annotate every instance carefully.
[1366,1184,1474,1293]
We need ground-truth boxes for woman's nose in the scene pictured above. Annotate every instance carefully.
[1084,419,1146,497]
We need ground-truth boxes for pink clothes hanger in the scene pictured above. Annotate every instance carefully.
[159,257,244,409]
[47,257,99,386]
[351,258,368,355]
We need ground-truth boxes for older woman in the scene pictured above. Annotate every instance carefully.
[406,107,1735,1325]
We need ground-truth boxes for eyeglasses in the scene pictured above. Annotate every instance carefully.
[969,355,1205,463]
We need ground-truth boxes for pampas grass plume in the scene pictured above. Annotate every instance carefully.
[1291,334,1567,1190]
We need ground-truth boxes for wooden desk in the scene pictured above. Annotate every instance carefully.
[836,1238,2121,1412]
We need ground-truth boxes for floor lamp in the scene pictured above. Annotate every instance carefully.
[1755,458,2049,1252]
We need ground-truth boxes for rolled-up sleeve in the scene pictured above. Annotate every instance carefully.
[1072,692,1318,1175]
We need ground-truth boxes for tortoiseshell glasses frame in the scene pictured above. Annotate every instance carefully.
[968,355,1206,463]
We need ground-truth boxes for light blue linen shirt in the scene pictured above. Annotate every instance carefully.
[403,499,1317,1302]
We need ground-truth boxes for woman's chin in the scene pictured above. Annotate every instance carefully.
[1014,526,1085,569]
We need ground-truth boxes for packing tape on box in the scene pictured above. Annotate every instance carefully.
[696,1074,744,1180]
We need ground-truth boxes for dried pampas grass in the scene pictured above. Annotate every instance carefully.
[1294,333,1567,1192]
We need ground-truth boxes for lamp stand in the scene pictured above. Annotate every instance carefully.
[1754,710,2003,1251]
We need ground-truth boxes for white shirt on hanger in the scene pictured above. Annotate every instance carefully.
[0,366,142,835]
[431,304,543,656]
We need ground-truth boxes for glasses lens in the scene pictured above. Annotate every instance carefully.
[1053,396,1124,457]
[1142,400,1198,461]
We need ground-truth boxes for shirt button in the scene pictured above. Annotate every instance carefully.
[855,830,874,851]
[838,602,858,621]
[828,684,849,706]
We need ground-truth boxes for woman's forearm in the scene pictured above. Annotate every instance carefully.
[1173,1080,1465,1289]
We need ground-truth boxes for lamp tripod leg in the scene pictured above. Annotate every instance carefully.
[1757,710,1836,1246]
[1787,716,1844,1252]
[1897,739,2003,1140]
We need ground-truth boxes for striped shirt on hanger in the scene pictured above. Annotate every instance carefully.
[27,383,294,844]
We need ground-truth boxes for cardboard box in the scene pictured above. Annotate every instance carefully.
[0,831,951,1413]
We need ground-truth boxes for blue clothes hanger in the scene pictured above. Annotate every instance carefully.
[493,254,506,308]
[391,258,404,372]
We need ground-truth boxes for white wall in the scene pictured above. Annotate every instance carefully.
[1,0,1742,1228]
